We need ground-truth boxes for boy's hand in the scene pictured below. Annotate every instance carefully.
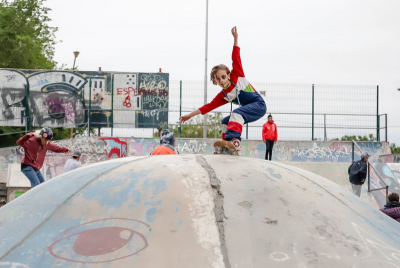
[231,26,238,39]
[179,114,191,124]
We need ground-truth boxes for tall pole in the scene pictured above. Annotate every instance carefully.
[377,85,380,141]
[312,84,314,141]
[179,80,182,138]
[203,0,209,139]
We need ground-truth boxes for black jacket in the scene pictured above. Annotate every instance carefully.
[348,159,368,185]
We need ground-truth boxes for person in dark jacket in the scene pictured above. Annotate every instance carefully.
[151,129,178,155]
[380,192,400,223]
[348,152,369,197]
[17,127,71,188]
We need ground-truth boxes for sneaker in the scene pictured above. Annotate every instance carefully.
[231,138,241,151]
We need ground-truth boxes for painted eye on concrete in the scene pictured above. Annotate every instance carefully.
[48,218,150,264]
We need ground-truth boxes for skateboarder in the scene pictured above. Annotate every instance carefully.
[179,26,266,152]
[151,129,178,155]
[17,127,71,188]
[262,114,278,160]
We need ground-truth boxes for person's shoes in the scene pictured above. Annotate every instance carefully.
[231,138,241,151]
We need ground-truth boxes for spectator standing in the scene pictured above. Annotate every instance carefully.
[380,192,400,223]
[64,152,82,173]
[17,127,71,188]
[348,152,369,197]
[262,114,278,161]
[151,129,178,155]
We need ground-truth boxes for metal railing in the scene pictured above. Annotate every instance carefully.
[352,141,388,202]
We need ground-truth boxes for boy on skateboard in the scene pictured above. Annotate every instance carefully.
[179,26,267,152]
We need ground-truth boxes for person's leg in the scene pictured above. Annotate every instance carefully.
[269,140,275,160]
[351,184,362,197]
[221,116,230,140]
[266,140,272,160]
[265,142,268,160]
[21,166,40,188]
[36,170,45,184]
[225,101,267,141]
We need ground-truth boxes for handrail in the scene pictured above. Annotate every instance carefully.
[352,140,388,203]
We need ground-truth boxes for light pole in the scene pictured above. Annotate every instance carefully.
[73,51,80,70]
[203,0,208,139]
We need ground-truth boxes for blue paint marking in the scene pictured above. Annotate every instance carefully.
[144,200,162,206]
[143,179,167,197]
[178,219,183,226]
[146,208,158,222]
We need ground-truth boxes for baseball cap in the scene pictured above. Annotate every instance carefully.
[361,152,370,158]
[72,151,81,158]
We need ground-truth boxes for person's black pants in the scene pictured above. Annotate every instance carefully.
[265,140,274,160]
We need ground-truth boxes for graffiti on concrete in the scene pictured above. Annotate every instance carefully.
[0,69,169,129]
[48,218,149,263]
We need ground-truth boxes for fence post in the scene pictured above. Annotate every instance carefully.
[352,142,354,162]
[179,80,182,138]
[24,84,31,132]
[385,113,388,142]
[376,85,379,141]
[324,114,326,141]
[246,124,248,139]
[312,84,314,141]
[111,74,114,137]
[368,163,371,192]
[214,121,217,138]
[88,79,92,137]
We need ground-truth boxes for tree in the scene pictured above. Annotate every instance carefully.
[0,0,58,69]
[154,112,224,138]
[331,134,376,142]
[390,143,400,154]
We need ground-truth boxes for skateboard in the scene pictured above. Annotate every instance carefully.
[213,140,239,156]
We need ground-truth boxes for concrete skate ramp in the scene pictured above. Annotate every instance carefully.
[282,162,379,208]
[0,156,399,268]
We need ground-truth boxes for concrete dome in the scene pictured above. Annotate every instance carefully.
[0,155,399,268]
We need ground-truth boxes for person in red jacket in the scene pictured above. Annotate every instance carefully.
[262,114,278,161]
[17,127,71,188]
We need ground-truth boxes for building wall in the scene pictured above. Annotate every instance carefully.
[0,69,169,129]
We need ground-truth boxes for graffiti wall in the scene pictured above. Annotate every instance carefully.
[0,138,391,197]
[0,69,169,129]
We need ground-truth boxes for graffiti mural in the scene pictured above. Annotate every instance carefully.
[0,69,169,129]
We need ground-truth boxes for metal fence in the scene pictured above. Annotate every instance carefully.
[0,80,385,143]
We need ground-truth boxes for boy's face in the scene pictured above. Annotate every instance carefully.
[215,69,230,88]
[268,117,273,123]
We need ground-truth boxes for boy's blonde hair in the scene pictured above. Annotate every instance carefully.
[210,64,230,85]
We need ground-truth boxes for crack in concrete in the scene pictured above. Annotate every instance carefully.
[196,155,231,268]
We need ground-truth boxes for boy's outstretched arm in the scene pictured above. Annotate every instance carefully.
[179,109,201,124]
[232,26,238,46]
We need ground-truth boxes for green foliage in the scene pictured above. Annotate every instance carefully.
[0,0,58,69]
[0,126,26,148]
[390,143,400,154]
[335,134,376,141]
[154,113,224,138]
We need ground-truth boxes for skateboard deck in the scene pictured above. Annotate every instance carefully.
[213,140,239,156]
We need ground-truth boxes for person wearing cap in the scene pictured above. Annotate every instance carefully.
[63,151,82,173]
[16,127,71,188]
[348,152,370,197]
[151,129,178,155]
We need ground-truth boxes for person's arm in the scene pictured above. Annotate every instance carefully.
[47,142,71,153]
[262,124,266,142]
[16,132,34,147]
[179,110,201,124]
[231,27,245,78]
[274,124,278,142]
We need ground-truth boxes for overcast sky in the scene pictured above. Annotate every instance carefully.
[47,0,400,144]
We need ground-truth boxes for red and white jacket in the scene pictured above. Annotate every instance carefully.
[199,46,260,115]
[262,121,278,141]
